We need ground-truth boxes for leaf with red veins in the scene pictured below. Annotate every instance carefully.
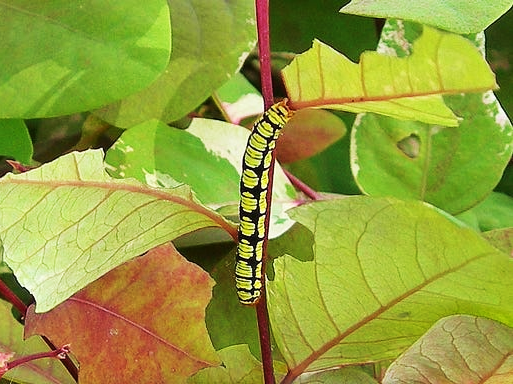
[24,243,220,383]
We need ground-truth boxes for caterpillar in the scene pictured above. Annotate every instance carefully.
[235,100,294,305]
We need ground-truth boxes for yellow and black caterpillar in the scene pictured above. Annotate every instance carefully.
[235,100,294,305]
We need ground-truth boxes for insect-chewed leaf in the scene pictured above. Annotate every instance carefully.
[351,21,513,215]
[0,150,233,313]
[282,26,497,126]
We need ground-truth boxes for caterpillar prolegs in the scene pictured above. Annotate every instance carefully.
[235,100,294,305]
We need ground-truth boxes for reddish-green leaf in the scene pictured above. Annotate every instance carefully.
[383,315,513,383]
[24,243,220,383]
[276,109,346,164]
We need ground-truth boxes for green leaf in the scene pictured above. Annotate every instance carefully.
[383,315,513,383]
[0,1,171,118]
[0,150,233,312]
[487,8,513,125]
[351,21,513,214]
[341,0,513,34]
[105,119,297,239]
[0,120,33,163]
[206,247,261,360]
[458,192,513,231]
[188,345,287,383]
[106,120,239,205]
[268,197,513,376]
[95,0,257,128]
[295,367,378,383]
[214,73,264,125]
[351,101,513,214]
[25,243,220,383]
[270,0,378,63]
[282,26,497,126]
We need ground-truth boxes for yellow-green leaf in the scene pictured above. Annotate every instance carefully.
[268,197,512,376]
[282,26,497,126]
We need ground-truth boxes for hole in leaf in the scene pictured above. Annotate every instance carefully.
[397,134,421,158]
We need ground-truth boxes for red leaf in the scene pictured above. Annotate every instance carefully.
[24,243,219,383]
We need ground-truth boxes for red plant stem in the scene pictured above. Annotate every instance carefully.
[2,344,70,373]
[41,336,79,382]
[0,278,27,316]
[255,290,274,384]
[255,0,276,383]
[256,0,274,109]
[0,279,78,381]
[283,169,322,201]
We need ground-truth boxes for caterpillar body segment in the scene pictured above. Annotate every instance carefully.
[235,100,294,305]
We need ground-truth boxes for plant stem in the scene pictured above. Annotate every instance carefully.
[0,278,27,316]
[255,0,276,383]
[0,279,78,381]
[256,291,275,384]
[1,344,70,377]
[283,169,322,200]
[256,0,274,109]
[41,336,79,382]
